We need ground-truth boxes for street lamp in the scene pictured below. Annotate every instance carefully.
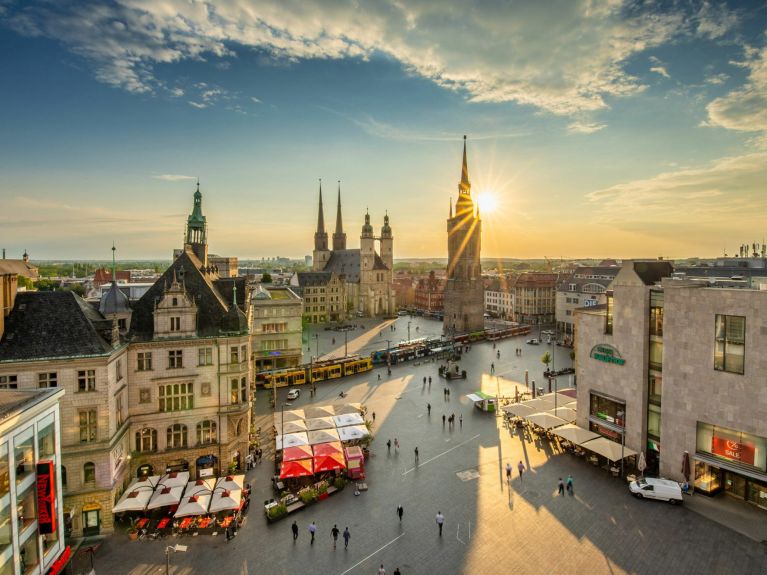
[344,330,348,358]
[165,544,187,575]
[407,321,411,343]
[314,333,319,360]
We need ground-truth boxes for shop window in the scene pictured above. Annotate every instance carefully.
[589,394,626,428]
[77,369,96,392]
[604,292,613,334]
[19,529,40,573]
[16,481,37,530]
[37,414,56,459]
[13,427,34,484]
[714,315,745,374]
[83,462,96,485]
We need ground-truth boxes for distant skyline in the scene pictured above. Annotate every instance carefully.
[1,1,767,260]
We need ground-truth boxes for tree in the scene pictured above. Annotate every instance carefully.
[35,279,59,291]
[261,273,273,283]
[540,351,552,369]
[64,284,86,296]
[17,276,34,290]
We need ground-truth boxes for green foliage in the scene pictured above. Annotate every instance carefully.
[35,279,59,291]
[261,273,273,283]
[17,276,34,289]
[298,487,318,504]
[333,476,347,490]
[267,503,288,520]
[63,284,86,296]
[316,480,329,495]
[540,351,552,366]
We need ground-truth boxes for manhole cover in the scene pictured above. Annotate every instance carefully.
[456,469,480,482]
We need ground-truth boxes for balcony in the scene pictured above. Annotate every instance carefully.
[219,360,249,375]
[219,402,250,415]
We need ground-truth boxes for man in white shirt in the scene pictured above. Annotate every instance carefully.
[435,511,445,536]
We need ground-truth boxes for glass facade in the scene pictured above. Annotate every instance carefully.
[714,315,745,374]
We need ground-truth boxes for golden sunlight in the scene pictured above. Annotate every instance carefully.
[476,192,498,214]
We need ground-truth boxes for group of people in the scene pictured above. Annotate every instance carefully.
[443,387,452,399]
[442,412,461,428]
[246,448,263,469]
[514,348,523,356]
[293,520,351,549]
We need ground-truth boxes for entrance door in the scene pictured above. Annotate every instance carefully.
[724,472,746,499]
[82,509,100,536]
[746,479,767,510]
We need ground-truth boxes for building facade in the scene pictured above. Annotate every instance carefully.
[484,276,513,319]
[0,388,67,575]
[414,271,444,313]
[295,271,347,324]
[555,266,619,335]
[512,272,560,325]
[575,260,767,511]
[250,285,303,372]
[443,137,484,335]
[307,183,395,321]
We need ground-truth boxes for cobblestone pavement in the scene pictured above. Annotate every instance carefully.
[92,317,767,575]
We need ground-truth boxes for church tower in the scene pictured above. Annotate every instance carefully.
[380,212,393,271]
[443,136,484,334]
[185,181,208,265]
[312,180,330,271]
[332,181,347,251]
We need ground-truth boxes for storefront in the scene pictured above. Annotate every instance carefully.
[81,503,102,536]
[196,455,218,478]
[694,421,767,510]
[588,392,625,442]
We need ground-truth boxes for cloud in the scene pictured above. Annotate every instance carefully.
[152,174,197,181]
[188,101,208,109]
[706,45,767,133]
[650,66,670,78]
[567,120,606,134]
[347,113,528,141]
[250,96,262,104]
[0,1,735,117]
[704,72,729,85]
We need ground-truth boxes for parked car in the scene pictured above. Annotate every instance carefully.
[286,389,300,400]
[526,338,540,345]
[629,477,683,504]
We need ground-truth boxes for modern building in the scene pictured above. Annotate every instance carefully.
[308,183,395,320]
[443,137,484,335]
[575,260,767,511]
[250,285,303,372]
[414,271,444,314]
[484,276,513,319]
[512,272,560,325]
[0,388,68,575]
[556,265,620,336]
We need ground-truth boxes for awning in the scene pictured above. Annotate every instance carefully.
[283,445,314,462]
[551,424,600,445]
[308,428,341,445]
[520,396,556,412]
[466,393,484,403]
[146,485,184,510]
[209,489,242,513]
[276,432,310,450]
[215,475,245,492]
[313,453,346,473]
[112,477,160,513]
[280,458,314,479]
[545,407,577,422]
[564,401,578,410]
[304,405,336,419]
[183,478,216,497]
[338,425,370,442]
[313,441,343,457]
[580,436,638,462]
[525,412,568,430]
[332,413,365,427]
[693,452,767,483]
[502,403,535,418]
[333,403,363,415]
[174,493,211,517]
[156,471,190,489]
[304,417,335,431]
[275,420,308,434]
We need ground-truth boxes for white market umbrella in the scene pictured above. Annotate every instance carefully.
[156,471,190,489]
[304,405,336,419]
[146,485,184,510]
[638,451,647,477]
[520,396,556,412]
[183,478,216,497]
[112,476,160,513]
[338,425,370,442]
[275,420,308,435]
[545,407,577,423]
[332,413,365,428]
[273,409,305,428]
[305,417,336,431]
[551,424,600,446]
[333,403,363,415]
[276,432,310,450]
[581,436,638,462]
[174,493,211,517]
[215,475,245,492]
[209,489,242,514]
[525,412,568,430]
[502,403,535,418]
[308,428,341,445]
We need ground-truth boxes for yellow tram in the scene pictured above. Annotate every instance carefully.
[261,355,372,389]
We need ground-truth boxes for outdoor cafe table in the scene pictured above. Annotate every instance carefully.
[156,518,170,530]
[220,516,234,529]
[179,517,195,530]
[197,517,213,529]
[135,518,149,530]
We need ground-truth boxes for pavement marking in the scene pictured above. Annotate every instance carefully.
[401,434,481,476]
[337,532,406,575]
[456,469,480,482]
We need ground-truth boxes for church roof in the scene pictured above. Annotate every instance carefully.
[99,281,132,316]
[324,249,361,282]
[0,291,115,361]
[297,271,334,287]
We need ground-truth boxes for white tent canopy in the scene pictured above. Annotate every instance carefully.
[332,413,365,428]
[525,412,568,430]
[274,409,306,427]
[112,476,160,513]
[308,428,341,445]
[276,432,310,450]
[501,403,535,418]
[551,424,600,445]
[304,417,335,431]
[215,475,245,492]
[156,471,190,489]
[304,405,336,419]
[545,407,577,423]
[338,425,370,442]
[146,485,184,510]
[581,436,638,462]
[519,396,556,412]
[333,403,363,415]
[174,493,211,517]
[275,420,308,434]
[209,488,242,513]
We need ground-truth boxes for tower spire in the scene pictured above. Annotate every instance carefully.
[332,180,347,250]
[316,179,325,234]
[111,242,117,285]
[314,179,329,254]
[459,135,471,194]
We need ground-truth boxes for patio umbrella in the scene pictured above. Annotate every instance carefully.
[332,413,365,428]
[313,453,346,473]
[209,489,242,513]
[580,436,637,462]
[545,407,577,423]
[525,412,568,430]
[279,458,313,479]
[313,441,343,457]
[333,403,363,415]
[551,424,600,445]
[283,445,314,462]
[112,477,160,513]
[308,428,341,445]
[304,405,336,419]
[146,485,184,510]
[156,471,190,489]
[274,409,305,426]
[216,475,245,492]
[502,403,535,418]
[275,420,308,434]
[638,451,647,477]
[305,417,335,431]
[338,425,370,442]
[520,396,557,412]
[682,451,691,482]
[174,493,211,517]
[276,432,310,450]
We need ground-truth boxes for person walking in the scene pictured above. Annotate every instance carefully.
[459,414,463,428]
[308,521,316,544]
[397,505,403,522]
[343,526,350,549]
[331,524,340,549]
[291,520,299,542]
[387,439,392,453]
[414,447,419,462]
[394,568,401,575]
[442,414,446,427]
[566,474,574,496]
[427,403,431,415]
[505,462,512,482]
[558,478,565,496]
[517,460,525,480]
[435,511,445,536]
[428,376,432,385]
[372,412,376,422]
[378,565,386,575]
[394,438,400,451]
[423,376,427,385]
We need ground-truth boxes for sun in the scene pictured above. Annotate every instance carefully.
[476,192,498,214]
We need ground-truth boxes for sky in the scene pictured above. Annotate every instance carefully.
[1,0,766,260]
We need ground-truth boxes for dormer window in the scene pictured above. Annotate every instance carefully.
[172,297,178,306]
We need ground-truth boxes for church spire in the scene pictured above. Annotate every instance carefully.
[314,179,329,252]
[316,179,325,234]
[111,242,117,285]
[332,180,347,251]
[185,180,208,264]
[459,135,471,195]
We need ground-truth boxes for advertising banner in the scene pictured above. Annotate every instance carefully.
[36,460,57,534]
[711,436,755,466]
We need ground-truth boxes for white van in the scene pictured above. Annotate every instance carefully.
[629,477,683,504]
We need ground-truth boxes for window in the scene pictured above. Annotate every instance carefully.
[159,383,194,412]
[78,369,96,392]
[166,424,188,449]
[196,420,217,445]
[589,393,625,428]
[61,466,67,488]
[604,292,614,335]
[230,346,239,364]
[172,297,178,306]
[83,462,96,484]
[0,375,17,389]
[647,404,661,441]
[649,374,662,405]
[0,443,8,499]
[116,393,124,427]
[135,428,157,453]
[715,315,745,374]
[137,352,153,371]
[38,372,57,388]
[230,377,248,404]
[649,290,664,336]
[168,350,183,369]
[16,480,37,530]
[38,414,55,459]
[139,388,151,404]
[116,359,123,381]
[13,427,34,484]
[649,340,663,371]
[198,347,213,366]
[118,318,127,331]
[170,317,181,331]
[79,409,97,443]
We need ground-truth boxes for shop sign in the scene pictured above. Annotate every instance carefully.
[590,344,625,366]
[593,423,620,440]
[711,436,755,465]
[36,460,57,535]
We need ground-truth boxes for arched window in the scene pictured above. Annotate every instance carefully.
[135,428,157,453]
[196,421,217,446]
[83,462,96,484]
[166,424,188,449]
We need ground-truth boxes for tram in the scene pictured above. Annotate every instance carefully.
[259,355,373,388]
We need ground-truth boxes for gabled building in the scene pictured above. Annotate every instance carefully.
[512,272,560,325]
[414,271,444,313]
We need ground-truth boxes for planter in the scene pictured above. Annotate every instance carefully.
[128,531,138,541]
[318,492,329,501]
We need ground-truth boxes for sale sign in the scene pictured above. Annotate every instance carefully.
[711,436,755,466]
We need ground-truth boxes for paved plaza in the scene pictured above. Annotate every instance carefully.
[90,317,766,575]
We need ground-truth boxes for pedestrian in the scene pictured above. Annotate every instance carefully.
[291,520,299,542]
[386,439,392,453]
[423,376,426,385]
[451,412,455,427]
[394,569,401,575]
[378,565,386,575]
[427,403,431,415]
[331,524,340,549]
[505,462,512,482]
[518,460,525,479]
[558,477,565,496]
[372,412,376,422]
[442,414,446,427]
[459,414,463,428]
[429,376,432,384]
[566,474,574,496]
[414,446,419,461]
[447,388,451,398]
[378,373,381,381]
[397,505,403,522]
[394,438,399,451]
[309,521,316,544]
[343,526,350,548]
[435,511,445,536]
[225,524,233,542]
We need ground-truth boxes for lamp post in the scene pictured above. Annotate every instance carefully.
[165,544,187,575]
[407,321,411,343]
[310,355,315,396]
[344,330,348,358]
[314,333,319,360]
